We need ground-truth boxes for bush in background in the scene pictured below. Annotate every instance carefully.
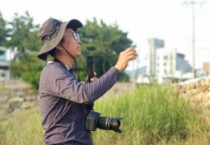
[11,52,44,89]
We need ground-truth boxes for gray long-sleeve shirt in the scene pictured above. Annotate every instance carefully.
[39,61,121,145]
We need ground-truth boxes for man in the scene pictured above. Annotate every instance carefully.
[38,18,137,145]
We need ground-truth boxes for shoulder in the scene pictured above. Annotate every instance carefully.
[41,61,69,78]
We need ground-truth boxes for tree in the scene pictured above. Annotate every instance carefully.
[5,11,41,58]
[79,18,133,79]
[0,12,8,46]
[4,11,42,80]
[11,52,44,89]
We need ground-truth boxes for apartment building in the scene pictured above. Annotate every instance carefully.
[156,48,191,81]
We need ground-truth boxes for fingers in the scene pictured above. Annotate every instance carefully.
[123,47,138,61]
[114,47,138,72]
[94,72,97,77]
[90,72,98,82]
[90,77,98,82]
[85,72,97,83]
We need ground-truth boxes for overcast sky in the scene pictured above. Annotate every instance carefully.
[0,0,209,69]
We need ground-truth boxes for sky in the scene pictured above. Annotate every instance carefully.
[0,0,209,69]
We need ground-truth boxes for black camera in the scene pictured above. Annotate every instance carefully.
[85,110,122,133]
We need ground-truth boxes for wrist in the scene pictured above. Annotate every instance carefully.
[114,65,123,72]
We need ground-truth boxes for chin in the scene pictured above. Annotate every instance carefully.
[75,53,82,58]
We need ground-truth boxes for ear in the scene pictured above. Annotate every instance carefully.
[54,46,62,54]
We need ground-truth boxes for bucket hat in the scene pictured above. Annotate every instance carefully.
[37,18,83,60]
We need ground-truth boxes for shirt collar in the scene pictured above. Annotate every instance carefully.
[48,61,72,71]
[64,64,72,71]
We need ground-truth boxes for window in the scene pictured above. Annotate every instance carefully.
[164,62,166,66]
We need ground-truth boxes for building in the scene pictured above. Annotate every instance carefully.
[155,48,191,83]
[134,38,192,83]
[203,62,210,75]
[0,47,10,80]
[0,46,17,80]
[148,38,164,76]
[126,38,193,84]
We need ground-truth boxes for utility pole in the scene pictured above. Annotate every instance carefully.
[192,0,196,78]
[183,0,205,78]
[132,45,137,87]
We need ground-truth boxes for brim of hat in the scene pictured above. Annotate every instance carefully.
[38,19,83,60]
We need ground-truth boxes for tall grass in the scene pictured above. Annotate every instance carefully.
[0,84,209,145]
[0,108,44,145]
[93,84,210,145]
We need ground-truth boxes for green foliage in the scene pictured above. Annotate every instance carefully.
[5,11,41,52]
[0,11,43,89]
[0,12,8,46]
[1,13,132,86]
[11,52,44,89]
[78,18,133,79]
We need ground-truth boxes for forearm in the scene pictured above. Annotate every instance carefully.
[83,67,121,102]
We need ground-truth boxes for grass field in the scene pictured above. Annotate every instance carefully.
[0,84,210,145]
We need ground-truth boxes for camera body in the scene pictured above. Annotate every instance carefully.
[85,110,122,133]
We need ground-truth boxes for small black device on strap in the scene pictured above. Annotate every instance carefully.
[87,56,95,83]
[86,56,95,110]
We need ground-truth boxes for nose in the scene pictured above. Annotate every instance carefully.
[77,38,81,44]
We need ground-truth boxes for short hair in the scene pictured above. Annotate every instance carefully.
[49,48,56,57]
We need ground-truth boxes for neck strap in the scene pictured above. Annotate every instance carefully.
[59,44,78,72]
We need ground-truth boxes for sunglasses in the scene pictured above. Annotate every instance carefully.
[72,32,80,40]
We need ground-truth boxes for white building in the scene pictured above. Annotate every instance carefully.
[155,48,191,83]
[0,47,9,80]
[0,47,17,80]
[121,38,190,84]
[148,38,164,76]
[123,38,192,84]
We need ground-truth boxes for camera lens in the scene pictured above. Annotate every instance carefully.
[97,117,122,133]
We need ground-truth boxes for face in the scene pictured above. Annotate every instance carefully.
[61,28,81,59]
